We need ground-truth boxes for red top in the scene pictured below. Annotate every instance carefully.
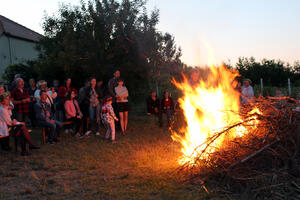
[58,86,77,102]
[162,98,172,107]
[11,88,30,113]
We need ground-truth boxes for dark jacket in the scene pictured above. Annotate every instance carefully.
[34,101,54,122]
[108,77,119,98]
[161,97,174,112]
[146,96,160,114]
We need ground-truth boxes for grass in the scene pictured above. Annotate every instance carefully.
[0,111,215,200]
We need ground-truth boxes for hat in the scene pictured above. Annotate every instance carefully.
[36,80,47,89]
[243,78,252,84]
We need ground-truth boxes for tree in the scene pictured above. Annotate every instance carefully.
[37,0,183,101]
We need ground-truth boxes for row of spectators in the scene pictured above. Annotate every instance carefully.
[0,70,129,155]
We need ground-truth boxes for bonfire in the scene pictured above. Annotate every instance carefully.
[171,65,300,198]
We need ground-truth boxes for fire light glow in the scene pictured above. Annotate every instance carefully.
[171,65,261,165]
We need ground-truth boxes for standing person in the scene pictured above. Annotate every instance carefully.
[96,80,105,106]
[101,97,118,143]
[108,70,120,101]
[58,78,77,123]
[108,70,121,130]
[0,93,39,155]
[189,70,199,88]
[82,77,100,136]
[161,91,174,127]
[241,79,254,104]
[64,91,83,137]
[10,74,21,91]
[11,78,31,122]
[27,79,37,127]
[78,80,90,135]
[115,79,129,135]
[146,91,162,127]
[35,90,62,144]
[53,80,60,93]
[58,78,77,103]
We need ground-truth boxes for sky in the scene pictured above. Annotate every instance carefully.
[1,0,300,66]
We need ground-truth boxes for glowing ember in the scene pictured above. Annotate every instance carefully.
[171,66,261,165]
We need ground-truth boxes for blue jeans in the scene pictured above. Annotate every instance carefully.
[88,105,100,132]
[38,120,62,142]
[162,108,173,126]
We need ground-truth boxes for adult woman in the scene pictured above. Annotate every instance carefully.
[64,91,83,137]
[0,93,39,155]
[58,78,77,103]
[115,79,129,135]
[82,77,100,136]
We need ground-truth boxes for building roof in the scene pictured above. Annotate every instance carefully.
[0,15,43,42]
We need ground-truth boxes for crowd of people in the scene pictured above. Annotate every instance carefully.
[0,70,129,155]
[1,67,294,156]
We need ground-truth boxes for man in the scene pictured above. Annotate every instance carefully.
[241,79,254,104]
[35,90,62,144]
[108,70,120,100]
[146,91,162,127]
[34,80,57,115]
[189,70,199,88]
[11,78,31,122]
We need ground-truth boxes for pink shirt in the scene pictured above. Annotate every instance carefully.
[64,100,82,119]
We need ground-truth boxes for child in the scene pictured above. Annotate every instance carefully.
[161,91,174,127]
[100,96,118,143]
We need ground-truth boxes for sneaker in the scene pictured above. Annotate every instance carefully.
[95,132,100,136]
[85,130,92,136]
[75,132,81,137]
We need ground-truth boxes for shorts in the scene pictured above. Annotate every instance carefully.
[117,102,129,112]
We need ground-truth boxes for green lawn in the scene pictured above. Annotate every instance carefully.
[0,114,214,200]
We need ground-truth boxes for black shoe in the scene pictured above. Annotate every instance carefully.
[29,145,40,150]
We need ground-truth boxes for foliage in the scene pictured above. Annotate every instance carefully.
[37,0,183,102]
[2,61,39,85]
[235,57,300,87]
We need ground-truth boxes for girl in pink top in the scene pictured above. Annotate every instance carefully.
[64,91,83,137]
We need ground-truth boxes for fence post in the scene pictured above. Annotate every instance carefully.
[260,78,263,95]
[288,78,291,96]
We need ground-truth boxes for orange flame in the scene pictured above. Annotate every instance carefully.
[172,66,261,165]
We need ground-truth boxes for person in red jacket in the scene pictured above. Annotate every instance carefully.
[160,91,174,127]
[58,78,78,103]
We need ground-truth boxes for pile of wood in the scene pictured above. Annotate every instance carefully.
[176,97,300,199]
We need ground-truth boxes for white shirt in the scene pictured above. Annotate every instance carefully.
[115,86,129,103]
[241,85,254,104]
